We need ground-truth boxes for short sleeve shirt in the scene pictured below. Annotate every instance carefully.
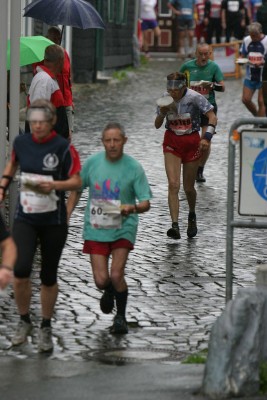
[157,88,213,135]
[180,59,224,105]
[169,0,195,20]
[81,152,152,244]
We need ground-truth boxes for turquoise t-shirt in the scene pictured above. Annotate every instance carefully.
[81,152,152,244]
[180,59,224,106]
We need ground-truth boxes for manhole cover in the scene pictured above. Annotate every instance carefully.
[84,348,186,364]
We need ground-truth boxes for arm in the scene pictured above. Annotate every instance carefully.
[121,200,150,216]
[0,236,16,290]
[154,105,170,129]
[37,172,82,193]
[199,109,217,152]
[0,214,17,289]
[213,80,225,92]
[221,8,226,30]
[167,2,181,16]
[66,190,82,223]
[0,159,19,203]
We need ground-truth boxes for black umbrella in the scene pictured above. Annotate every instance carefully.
[24,0,105,32]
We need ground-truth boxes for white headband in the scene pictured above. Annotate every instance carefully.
[167,80,186,90]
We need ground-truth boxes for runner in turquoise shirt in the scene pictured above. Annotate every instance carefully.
[67,122,152,335]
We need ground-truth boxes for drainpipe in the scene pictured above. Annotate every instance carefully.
[8,0,21,225]
[93,0,104,82]
[0,1,8,185]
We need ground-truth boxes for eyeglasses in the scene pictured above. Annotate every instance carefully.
[198,52,210,56]
[167,89,181,93]
[29,120,51,125]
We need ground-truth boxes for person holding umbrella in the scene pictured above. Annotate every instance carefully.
[27,44,70,139]
[0,99,81,352]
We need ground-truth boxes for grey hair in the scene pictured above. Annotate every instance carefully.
[27,99,56,121]
[248,22,262,34]
[102,122,126,137]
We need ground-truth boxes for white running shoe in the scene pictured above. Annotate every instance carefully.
[38,327,54,353]
[12,320,33,345]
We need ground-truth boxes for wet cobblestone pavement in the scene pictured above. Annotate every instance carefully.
[1,56,266,362]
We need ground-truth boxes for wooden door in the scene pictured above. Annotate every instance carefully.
[148,0,177,52]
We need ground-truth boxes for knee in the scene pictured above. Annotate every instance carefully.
[14,277,30,287]
[94,275,109,290]
[242,96,250,106]
[168,180,180,194]
[41,275,57,287]
[110,270,124,287]
[40,269,57,286]
[184,185,196,197]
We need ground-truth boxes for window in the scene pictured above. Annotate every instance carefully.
[116,0,128,25]
[108,0,115,22]
[158,0,172,17]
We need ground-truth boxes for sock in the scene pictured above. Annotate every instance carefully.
[40,318,51,329]
[20,313,31,324]
[104,282,114,294]
[172,222,179,228]
[114,289,128,318]
[198,166,204,173]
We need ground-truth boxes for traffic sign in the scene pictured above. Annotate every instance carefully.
[239,129,267,216]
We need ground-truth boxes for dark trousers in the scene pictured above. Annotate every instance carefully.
[207,18,222,44]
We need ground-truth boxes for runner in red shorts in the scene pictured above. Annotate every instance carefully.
[67,123,152,334]
[155,72,217,239]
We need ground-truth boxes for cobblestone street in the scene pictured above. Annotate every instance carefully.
[1,56,266,362]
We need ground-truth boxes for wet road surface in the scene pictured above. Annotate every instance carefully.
[0,56,266,363]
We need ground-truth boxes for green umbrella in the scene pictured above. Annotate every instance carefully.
[7,35,54,70]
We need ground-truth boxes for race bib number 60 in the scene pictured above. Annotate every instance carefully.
[90,198,122,229]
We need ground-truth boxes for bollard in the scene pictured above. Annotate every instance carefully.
[256,264,267,288]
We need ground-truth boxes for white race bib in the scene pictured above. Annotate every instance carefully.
[190,81,210,98]
[90,198,122,229]
[227,1,239,12]
[20,172,58,214]
[168,112,192,135]
[181,8,193,16]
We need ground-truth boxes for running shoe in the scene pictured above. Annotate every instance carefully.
[167,223,181,239]
[38,327,53,353]
[11,320,33,345]
[110,315,128,334]
[100,289,114,314]
[187,214,197,238]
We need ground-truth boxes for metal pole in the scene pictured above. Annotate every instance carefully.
[0,0,8,179]
[226,132,235,302]
[8,0,21,225]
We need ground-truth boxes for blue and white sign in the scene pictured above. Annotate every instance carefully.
[239,130,267,216]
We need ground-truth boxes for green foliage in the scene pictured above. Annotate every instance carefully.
[112,70,127,80]
[112,55,149,81]
[182,349,208,364]
[140,54,149,65]
[259,362,267,394]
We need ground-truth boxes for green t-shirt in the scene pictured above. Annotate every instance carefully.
[180,59,224,106]
[80,152,152,244]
